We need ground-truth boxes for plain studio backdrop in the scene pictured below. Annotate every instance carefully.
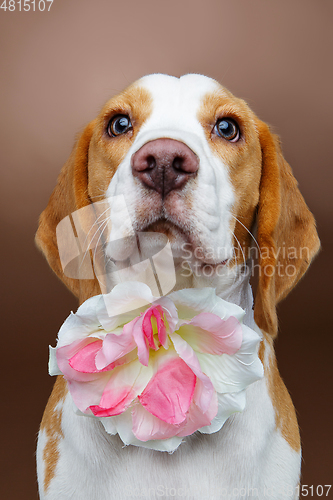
[1,1,332,498]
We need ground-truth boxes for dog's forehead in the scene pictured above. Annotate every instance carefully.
[139,73,220,105]
[136,73,226,120]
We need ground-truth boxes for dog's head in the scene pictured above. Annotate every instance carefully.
[36,74,320,336]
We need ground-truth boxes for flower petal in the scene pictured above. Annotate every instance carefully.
[176,378,218,437]
[138,356,196,424]
[57,295,104,348]
[57,340,104,382]
[170,332,215,414]
[132,316,150,366]
[154,296,179,336]
[69,340,103,373]
[199,391,246,434]
[132,403,180,441]
[179,313,242,355]
[168,288,245,322]
[196,324,263,393]
[99,282,156,331]
[90,360,152,417]
[142,306,164,350]
[48,346,61,376]
[67,372,112,413]
[95,319,137,370]
[108,409,183,452]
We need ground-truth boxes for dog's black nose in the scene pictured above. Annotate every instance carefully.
[131,139,199,198]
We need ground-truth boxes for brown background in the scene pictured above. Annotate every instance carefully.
[1,1,332,498]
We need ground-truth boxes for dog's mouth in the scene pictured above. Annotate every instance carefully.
[103,216,231,289]
[143,219,189,249]
[141,218,230,269]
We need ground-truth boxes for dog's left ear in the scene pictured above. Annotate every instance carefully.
[35,120,102,304]
[254,120,320,337]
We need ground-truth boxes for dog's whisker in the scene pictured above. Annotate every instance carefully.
[78,217,111,274]
[90,192,107,202]
[92,218,114,288]
[78,207,112,254]
[230,214,262,258]
[231,230,246,267]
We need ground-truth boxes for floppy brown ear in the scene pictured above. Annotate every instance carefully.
[253,121,320,337]
[35,120,102,304]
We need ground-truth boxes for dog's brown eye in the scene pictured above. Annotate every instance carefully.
[107,115,132,136]
[215,119,240,142]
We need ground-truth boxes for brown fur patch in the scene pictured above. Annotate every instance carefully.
[259,334,301,452]
[254,121,320,335]
[40,376,67,492]
[35,121,98,302]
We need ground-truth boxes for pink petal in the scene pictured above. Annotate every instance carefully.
[90,360,152,417]
[69,340,103,373]
[133,377,218,441]
[177,378,218,437]
[67,372,112,413]
[141,305,168,350]
[90,388,136,417]
[132,403,179,441]
[95,318,137,370]
[132,316,150,366]
[170,332,215,414]
[153,304,168,348]
[138,356,196,425]
[154,306,167,348]
[57,340,136,414]
[142,307,160,350]
[57,340,103,382]
[68,339,137,375]
[156,297,178,337]
[182,313,242,355]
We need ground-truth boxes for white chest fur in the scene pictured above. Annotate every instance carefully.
[37,377,300,500]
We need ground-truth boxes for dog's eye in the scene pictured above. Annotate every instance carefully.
[107,115,132,137]
[215,119,240,142]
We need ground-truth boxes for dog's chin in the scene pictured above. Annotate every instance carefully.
[141,219,231,269]
[143,219,189,256]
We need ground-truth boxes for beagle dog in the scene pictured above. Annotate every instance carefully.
[36,74,320,499]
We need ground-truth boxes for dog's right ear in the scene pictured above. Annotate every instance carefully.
[253,120,320,337]
[35,120,102,303]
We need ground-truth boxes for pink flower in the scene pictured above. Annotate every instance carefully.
[49,283,263,452]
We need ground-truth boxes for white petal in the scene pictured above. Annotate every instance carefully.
[168,288,245,322]
[57,296,104,347]
[98,282,156,331]
[196,324,263,393]
[99,416,118,435]
[48,346,62,376]
[103,282,156,317]
[199,391,246,434]
[108,409,183,452]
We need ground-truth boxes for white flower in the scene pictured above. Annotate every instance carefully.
[49,283,263,452]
